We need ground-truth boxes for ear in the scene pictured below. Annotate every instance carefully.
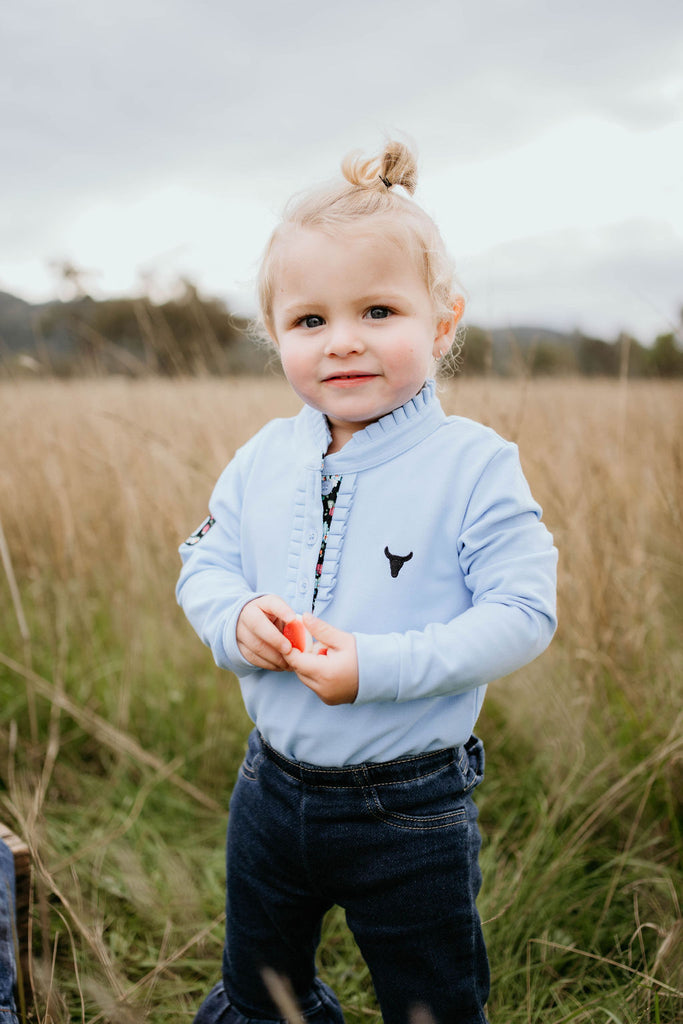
[452,296,465,327]
[432,297,465,359]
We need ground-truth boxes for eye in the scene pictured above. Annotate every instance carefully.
[297,314,325,329]
[365,306,392,320]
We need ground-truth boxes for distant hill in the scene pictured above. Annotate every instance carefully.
[0,287,271,376]
[489,325,581,373]
[0,288,679,377]
[0,290,55,354]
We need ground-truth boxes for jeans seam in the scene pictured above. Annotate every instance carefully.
[360,780,469,830]
[271,758,467,791]
[260,735,468,784]
[369,760,463,788]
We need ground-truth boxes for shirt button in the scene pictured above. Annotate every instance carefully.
[299,580,309,594]
[306,530,317,546]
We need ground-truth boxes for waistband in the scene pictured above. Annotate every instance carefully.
[257,732,470,788]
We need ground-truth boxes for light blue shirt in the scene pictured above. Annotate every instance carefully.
[177,381,557,766]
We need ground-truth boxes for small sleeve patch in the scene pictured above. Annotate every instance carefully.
[184,515,216,546]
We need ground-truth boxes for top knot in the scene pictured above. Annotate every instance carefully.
[341,140,418,196]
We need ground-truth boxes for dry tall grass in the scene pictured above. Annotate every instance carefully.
[1,376,681,1022]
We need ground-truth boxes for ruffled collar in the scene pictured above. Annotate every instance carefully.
[295,380,446,473]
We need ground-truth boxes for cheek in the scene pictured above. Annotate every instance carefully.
[382,335,435,377]
[279,345,315,389]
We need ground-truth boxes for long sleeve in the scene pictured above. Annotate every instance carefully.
[176,448,263,677]
[353,443,558,704]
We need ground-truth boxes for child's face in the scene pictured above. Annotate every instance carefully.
[269,226,452,451]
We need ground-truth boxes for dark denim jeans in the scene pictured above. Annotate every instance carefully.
[0,838,20,1023]
[195,730,489,1024]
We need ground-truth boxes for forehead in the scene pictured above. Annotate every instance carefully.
[270,224,428,304]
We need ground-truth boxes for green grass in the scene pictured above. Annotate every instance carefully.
[1,377,681,1022]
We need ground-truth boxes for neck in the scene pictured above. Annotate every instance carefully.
[325,419,361,455]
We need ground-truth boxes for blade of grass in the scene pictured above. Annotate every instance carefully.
[0,651,221,813]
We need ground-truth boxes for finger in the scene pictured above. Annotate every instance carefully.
[261,595,297,626]
[239,597,297,652]
[301,613,346,648]
[259,618,294,655]
[243,609,293,655]
[241,630,291,668]
[284,648,326,678]
[240,643,289,671]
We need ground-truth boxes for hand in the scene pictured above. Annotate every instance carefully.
[236,595,297,670]
[284,613,359,705]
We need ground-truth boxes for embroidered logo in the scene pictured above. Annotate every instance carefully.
[185,515,216,546]
[384,546,413,578]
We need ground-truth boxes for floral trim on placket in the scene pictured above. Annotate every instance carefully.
[312,475,342,610]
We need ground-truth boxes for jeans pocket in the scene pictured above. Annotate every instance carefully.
[364,762,470,831]
[239,751,266,783]
[238,732,265,783]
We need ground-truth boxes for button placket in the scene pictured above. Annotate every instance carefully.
[294,469,324,610]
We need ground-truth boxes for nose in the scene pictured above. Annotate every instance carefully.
[323,320,366,357]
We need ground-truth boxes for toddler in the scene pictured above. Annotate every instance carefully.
[177,140,558,1024]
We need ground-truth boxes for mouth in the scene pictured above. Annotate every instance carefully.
[322,372,377,385]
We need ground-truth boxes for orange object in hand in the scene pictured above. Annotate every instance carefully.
[283,617,328,655]
[283,618,310,652]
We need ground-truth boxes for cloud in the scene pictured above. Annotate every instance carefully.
[4,0,682,191]
[463,219,683,340]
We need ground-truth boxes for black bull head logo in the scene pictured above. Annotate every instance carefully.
[384,547,414,578]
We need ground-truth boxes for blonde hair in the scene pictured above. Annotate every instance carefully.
[256,140,463,348]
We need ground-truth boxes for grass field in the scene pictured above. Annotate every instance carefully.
[1,376,681,1023]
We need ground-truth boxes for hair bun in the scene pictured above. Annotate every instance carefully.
[341,140,418,195]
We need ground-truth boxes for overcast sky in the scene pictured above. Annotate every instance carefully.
[2,0,682,341]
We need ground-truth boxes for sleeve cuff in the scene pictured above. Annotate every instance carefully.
[353,631,402,704]
[221,592,267,677]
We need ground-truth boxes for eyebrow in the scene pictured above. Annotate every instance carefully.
[279,299,320,313]
[277,303,323,323]
[279,292,408,318]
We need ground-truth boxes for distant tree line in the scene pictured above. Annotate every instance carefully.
[2,279,682,378]
[32,281,274,377]
[460,324,683,378]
